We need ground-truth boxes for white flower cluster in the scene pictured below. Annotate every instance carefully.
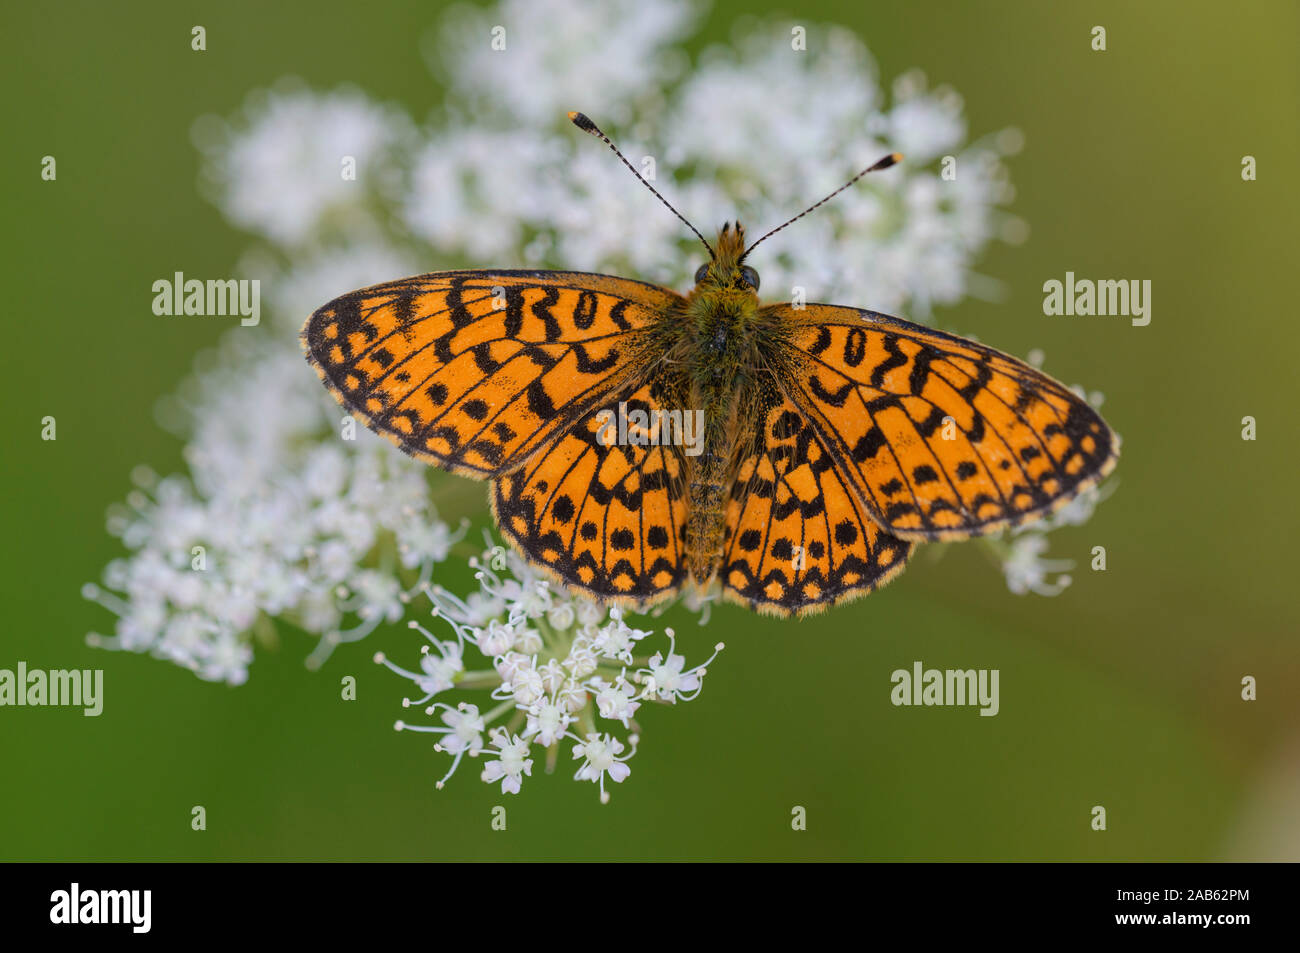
[84,336,460,684]
[86,0,1104,696]
[381,543,720,802]
[400,0,1026,310]
[191,82,415,250]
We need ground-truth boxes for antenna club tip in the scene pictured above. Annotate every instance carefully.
[568,111,597,133]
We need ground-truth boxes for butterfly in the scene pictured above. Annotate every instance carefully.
[302,112,1117,616]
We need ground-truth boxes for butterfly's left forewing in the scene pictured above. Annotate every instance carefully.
[770,304,1118,541]
[302,270,683,477]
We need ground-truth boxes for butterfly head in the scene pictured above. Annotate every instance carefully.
[692,221,760,294]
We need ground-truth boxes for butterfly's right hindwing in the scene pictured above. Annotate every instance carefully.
[302,270,684,478]
[719,395,913,615]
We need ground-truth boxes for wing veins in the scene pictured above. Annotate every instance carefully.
[797,347,1042,524]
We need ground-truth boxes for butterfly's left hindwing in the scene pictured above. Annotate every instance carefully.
[302,270,683,478]
[770,304,1118,541]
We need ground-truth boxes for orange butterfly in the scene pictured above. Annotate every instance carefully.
[302,113,1117,616]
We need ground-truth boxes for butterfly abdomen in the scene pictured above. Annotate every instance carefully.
[684,449,730,582]
[683,394,754,583]
[678,286,769,583]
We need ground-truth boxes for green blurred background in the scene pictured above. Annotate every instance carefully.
[2,0,1296,861]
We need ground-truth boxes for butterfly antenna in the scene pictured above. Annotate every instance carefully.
[568,111,715,259]
[743,152,903,258]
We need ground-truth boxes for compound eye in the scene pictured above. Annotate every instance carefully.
[739,266,760,291]
[694,263,710,284]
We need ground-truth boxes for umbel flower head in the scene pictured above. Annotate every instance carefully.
[83,0,1111,793]
[82,337,460,683]
[381,541,721,801]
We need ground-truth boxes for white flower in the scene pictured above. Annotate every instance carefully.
[193,81,414,248]
[373,619,467,703]
[638,633,724,702]
[575,602,605,628]
[433,0,697,125]
[563,637,599,680]
[346,571,405,626]
[660,30,1020,315]
[557,679,589,715]
[514,627,545,656]
[417,644,465,696]
[523,695,573,747]
[571,732,635,804]
[591,676,641,727]
[199,632,253,686]
[1001,535,1074,597]
[436,704,487,756]
[538,659,568,695]
[383,542,712,799]
[592,609,651,663]
[395,702,486,789]
[84,337,454,684]
[475,619,517,657]
[512,581,553,620]
[481,730,534,795]
[508,663,546,707]
[546,603,577,631]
